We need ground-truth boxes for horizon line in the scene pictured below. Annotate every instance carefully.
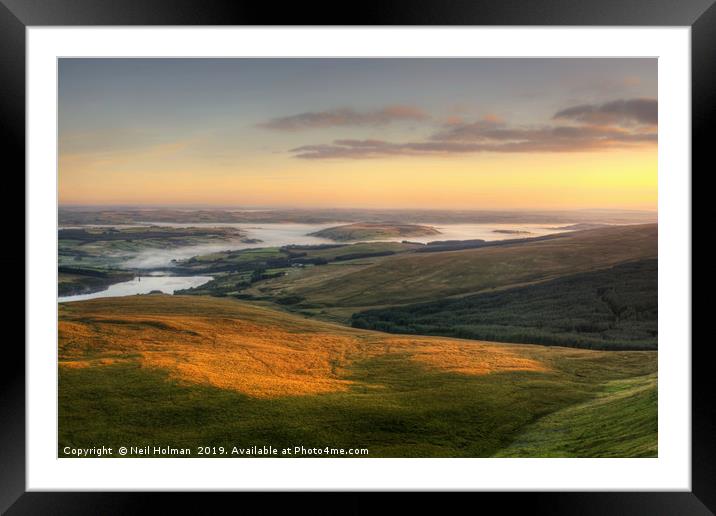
[57,204,658,213]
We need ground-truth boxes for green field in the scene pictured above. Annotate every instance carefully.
[496,373,657,457]
[352,259,657,350]
[58,295,657,458]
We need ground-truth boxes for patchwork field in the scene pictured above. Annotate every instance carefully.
[59,295,657,457]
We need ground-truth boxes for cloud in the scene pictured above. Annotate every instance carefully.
[553,98,657,126]
[285,98,657,159]
[430,115,506,141]
[433,120,655,144]
[290,140,468,160]
[290,129,657,159]
[257,105,427,131]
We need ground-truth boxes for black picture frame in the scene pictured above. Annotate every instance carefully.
[2,1,708,513]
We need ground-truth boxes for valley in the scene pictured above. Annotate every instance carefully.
[54,58,661,464]
[56,210,659,457]
[59,295,656,457]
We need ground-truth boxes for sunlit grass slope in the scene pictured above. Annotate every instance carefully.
[59,295,656,457]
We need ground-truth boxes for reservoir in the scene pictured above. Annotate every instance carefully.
[120,222,577,268]
[58,275,213,303]
[57,222,583,302]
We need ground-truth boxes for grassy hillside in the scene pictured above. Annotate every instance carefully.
[495,373,657,457]
[352,259,657,350]
[248,224,657,318]
[309,222,441,242]
[59,295,656,457]
[173,242,420,298]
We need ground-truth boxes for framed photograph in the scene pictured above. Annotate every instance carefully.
[4,0,709,513]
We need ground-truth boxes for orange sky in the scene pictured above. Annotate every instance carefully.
[59,58,657,210]
[59,147,657,210]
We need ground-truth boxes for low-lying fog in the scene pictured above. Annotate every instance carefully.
[120,222,580,269]
[123,223,340,268]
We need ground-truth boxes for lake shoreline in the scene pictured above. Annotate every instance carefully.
[58,275,214,303]
[56,221,605,303]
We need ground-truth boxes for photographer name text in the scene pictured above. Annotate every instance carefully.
[61,445,369,457]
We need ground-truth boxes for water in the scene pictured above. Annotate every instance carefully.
[58,275,213,303]
[390,223,572,244]
[58,222,579,302]
[122,223,339,268]
[121,222,576,268]
[147,221,573,244]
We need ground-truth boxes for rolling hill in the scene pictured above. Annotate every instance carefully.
[248,224,657,319]
[308,222,441,242]
[59,295,656,457]
[352,259,657,350]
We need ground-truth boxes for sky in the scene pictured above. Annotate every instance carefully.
[58,58,657,211]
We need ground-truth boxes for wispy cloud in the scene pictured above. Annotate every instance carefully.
[257,105,427,131]
[553,98,657,126]
[288,99,657,159]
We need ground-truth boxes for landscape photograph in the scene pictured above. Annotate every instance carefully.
[58,58,657,458]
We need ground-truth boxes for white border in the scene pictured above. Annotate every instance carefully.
[27,27,691,491]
